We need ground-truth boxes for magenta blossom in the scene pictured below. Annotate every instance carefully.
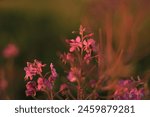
[60,83,68,92]
[37,78,44,90]
[60,53,74,64]
[83,39,96,53]
[2,43,19,58]
[25,81,37,96]
[84,53,91,64]
[113,80,144,100]
[67,67,81,82]
[24,62,37,80]
[66,36,82,52]
[67,71,77,82]
[34,59,46,74]
[37,77,52,91]
[60,83,68,95]
[50,63,58,78]
[24,59,46,80]
[114,88,144,100]
[49,63,58,82]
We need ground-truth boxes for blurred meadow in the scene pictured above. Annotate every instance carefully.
[0,0,150,99]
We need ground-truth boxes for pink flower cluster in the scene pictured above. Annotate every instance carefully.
[24,59,46,80]
[24,60,57,97]
[66,27,96,63]
[113,80,144,100]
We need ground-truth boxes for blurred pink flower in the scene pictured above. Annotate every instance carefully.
[2,43,19,58]
[83,39,96,53]
[60,83,68,92]
[60,53,74,64]
[84,53,91,64]
[67,67,81,82]
[25,81,37,96]
[67,71,77,82]
[0,78,8,91]
[37,77,44,90]
[60,83,68,95]
[34,60,46,74]
[66,36,82,52]
[37,77,51,91]
[50,63,57,78]
[113,80,144,100]
[49,63,58,82]
[24,59,46,80]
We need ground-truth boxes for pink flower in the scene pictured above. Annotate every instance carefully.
[37,77,51,91]
[67,71,77,82]
[37,63,57,91]
[34,59,46,74]
[48,63,58,83]
[25,81,37,96]
[84,53,91,64]
[2,43,19,58]
[37,77,44,90]
[49,63,57,78]
[60,83,68,91]
[66,36,82,52]
[24,59,46,80]
[60,83,68,95]
[83,39,96,53]
[60,53,74,64]
[24,62,37,80]
[113,80,144,100]
[50,63,57,78]
[67,67,81,82]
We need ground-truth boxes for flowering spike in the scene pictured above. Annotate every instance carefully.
[49,63,58,83]
[79,25,85,35]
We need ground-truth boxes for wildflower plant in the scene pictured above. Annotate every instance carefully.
[24,60,58,99]
[24,25,145,100]
[60,25,98,99]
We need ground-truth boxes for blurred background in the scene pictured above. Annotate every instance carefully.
[0,0,150,99]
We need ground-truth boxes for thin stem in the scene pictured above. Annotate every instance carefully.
[43,90,51,100]
[77,79,80,100]
[86,74,105,99]
[44,72,50,78]
[32,96,39,100]
[55,94,64,100]
[50,90,53,100]
[68,90,76,100]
